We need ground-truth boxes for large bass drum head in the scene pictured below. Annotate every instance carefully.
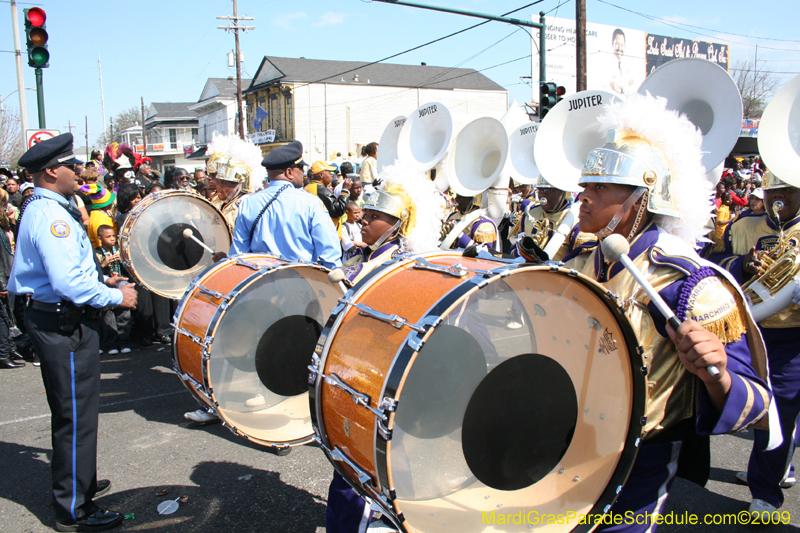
[388,266,643,532]
[121,191,231,299]
[209,265,340,446]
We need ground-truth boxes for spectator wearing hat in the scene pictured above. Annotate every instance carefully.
[82,183,117,249]
[742,187,766,217]
[305,160,351,236]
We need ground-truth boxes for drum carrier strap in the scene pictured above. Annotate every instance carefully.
[249,184,292,243]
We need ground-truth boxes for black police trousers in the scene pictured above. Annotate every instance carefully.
[25,309,103,523]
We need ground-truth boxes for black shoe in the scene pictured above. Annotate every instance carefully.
[156,335,172,345]
[9,350,25,361]
[95,479,111,497]
[55,509,124,532]
[140,337,153,347]
[0,357,25,369]
[30,352,40,367]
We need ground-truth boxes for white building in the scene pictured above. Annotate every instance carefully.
[187,77,251,161]
[121,102,199,172]
[244,56,509,162]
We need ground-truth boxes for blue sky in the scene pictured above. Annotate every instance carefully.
[2,0,798,147]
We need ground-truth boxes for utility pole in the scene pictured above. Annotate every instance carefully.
[218,1,254,140]
[98,54,106,142]
[9,0,28,134]
[84,115,89,160]
[141,97,147,156]
[576,0,587,92]
[65,119,74,134]
[109,117,114,143]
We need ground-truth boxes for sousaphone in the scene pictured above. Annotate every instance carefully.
[637,57,743,172]
[377,115,407,173]
[396,102,453,173]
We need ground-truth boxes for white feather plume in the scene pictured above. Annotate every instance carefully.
[206,132,267,193]
[376,163,446,253]
[596,92,714,246]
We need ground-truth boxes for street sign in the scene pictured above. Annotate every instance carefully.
[26,129,61,148]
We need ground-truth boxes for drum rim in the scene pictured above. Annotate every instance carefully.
[313,256,646,531]
[177,253,340,448]
[119,189,232,299]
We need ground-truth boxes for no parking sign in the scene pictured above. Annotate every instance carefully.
[26,129,61,148]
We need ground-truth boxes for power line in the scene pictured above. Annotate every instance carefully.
[596,0,800,52]
[282,0,546,92]
[597,0,800,44]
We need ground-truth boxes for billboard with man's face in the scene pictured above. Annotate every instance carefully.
[531,16,730,100]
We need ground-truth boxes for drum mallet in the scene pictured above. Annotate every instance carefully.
[328,268,350,294]
[601,234,720,377]
[182,228,215,255]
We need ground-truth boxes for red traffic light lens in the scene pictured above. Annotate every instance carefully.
[30,27,48,46]
[26,7,46,27]
[556,86,566,96]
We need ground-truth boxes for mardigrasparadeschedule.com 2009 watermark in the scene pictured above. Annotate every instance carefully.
[482,509,793,527]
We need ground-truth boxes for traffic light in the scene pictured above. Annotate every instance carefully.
[24,8,49,68]
[539,82,566,119]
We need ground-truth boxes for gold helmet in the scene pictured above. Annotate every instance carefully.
[205,133,266,192]
[762,169,793,191]
[363,184,415,238]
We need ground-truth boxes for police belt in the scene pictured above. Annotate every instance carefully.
[27,299,104,320]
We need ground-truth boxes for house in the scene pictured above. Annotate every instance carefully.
[243,56,508,162]
[187,77,251,161]
[121,102,199,172]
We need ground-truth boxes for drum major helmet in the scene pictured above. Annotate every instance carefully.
[206,133,266,193]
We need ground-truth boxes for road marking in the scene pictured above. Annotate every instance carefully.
[0,390,185,426]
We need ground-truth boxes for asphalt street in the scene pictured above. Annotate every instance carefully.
[0,342,798,533]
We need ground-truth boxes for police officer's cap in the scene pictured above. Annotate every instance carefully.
[18,133,84,173]
[261,140,307,171]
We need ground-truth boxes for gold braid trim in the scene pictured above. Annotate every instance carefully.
[699,305,747,344]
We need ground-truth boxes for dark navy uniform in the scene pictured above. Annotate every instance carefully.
[8,134,125,530]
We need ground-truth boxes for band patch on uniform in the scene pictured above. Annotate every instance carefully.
[50,220,70,238]
[684,275,746,344]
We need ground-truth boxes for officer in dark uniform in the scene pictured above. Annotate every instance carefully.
[9,134,138,532]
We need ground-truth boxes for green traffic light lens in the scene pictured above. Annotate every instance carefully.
[31,47,49,66]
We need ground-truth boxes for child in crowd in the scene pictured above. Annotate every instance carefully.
[94,225,132,355]
[341,201,366,261]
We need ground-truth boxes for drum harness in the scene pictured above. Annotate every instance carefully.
[249,184,292,243]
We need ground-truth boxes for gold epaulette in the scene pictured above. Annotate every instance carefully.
[472,222,497,244]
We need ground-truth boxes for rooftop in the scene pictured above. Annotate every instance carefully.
[248,56,506,92]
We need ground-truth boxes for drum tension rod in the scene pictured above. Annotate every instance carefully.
[197,285,227,301]
[309,368,390,421]
[412,257,494,278]
[339,300,426,333]
[313,435,373,486]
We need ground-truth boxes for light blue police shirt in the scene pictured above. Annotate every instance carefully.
[230,180,342,269]
[8,187,123,307]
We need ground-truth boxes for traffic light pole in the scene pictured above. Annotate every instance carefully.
[34,67,44,127]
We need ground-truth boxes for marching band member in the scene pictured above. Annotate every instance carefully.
[444,194,498,250]
[710,170,800,514]
[205,132,263,229]
[510,174,595,261]
[561,94,771,531]
[328,164,442,533]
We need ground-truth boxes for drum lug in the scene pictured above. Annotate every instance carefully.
[197,285,225,300]
[381,487,397,502]
[378,397,397,413]
[175,327,204,346]
[406,315,443,351]
[377,418,392,441]
[639,365,648,376]
[639,416,647,427]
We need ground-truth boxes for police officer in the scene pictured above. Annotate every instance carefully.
[9,133,138,532]
[229,140,342,268]
[187,141,341,426]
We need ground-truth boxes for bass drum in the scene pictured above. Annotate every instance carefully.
[119,190,231,299]
[310,252,646,532]
[174,254,343,448]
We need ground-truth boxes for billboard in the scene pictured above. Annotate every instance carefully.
[645,34,730,75]
[532,16,730,101]
[531,17,647,98]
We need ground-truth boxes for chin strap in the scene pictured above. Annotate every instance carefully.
[369,220,402,251]
[595,187,647,241]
